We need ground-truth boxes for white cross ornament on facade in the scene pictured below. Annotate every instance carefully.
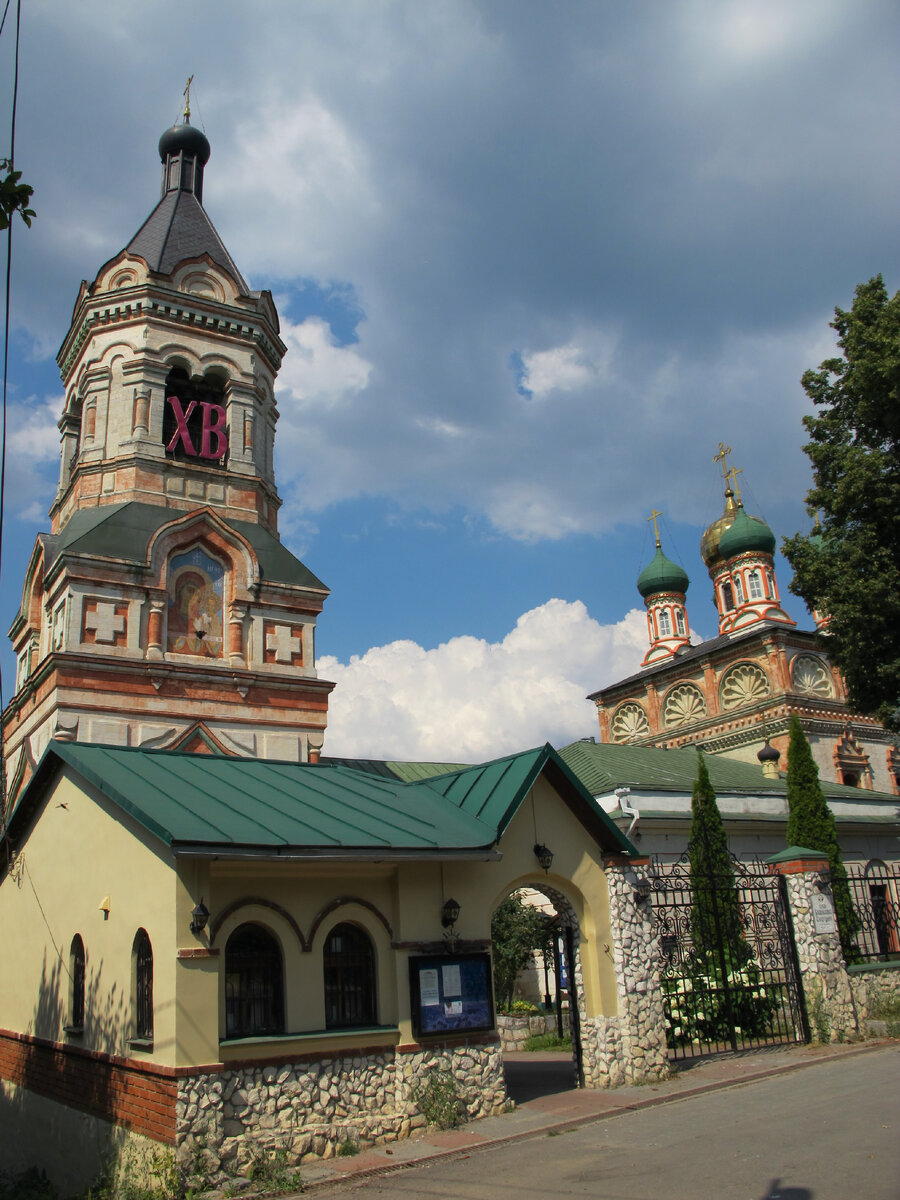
[84,601,126,644]
[266,623,302,664]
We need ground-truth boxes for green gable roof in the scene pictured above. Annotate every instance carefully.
[11,741,637,860]
[40,502,326,592]
[558,739,900,804]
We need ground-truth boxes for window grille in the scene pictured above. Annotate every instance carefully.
[225,923,285,1038]
[324,923,377,1029]
[70,935,85,1029]
[133,929,153,1040]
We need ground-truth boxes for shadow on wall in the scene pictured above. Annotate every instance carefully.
[0,951,131,1194]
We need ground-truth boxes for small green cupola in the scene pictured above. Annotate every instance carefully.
[718,505,776,559]
[637,544,690,598]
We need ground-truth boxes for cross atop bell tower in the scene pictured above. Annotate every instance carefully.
[4,109,333,802]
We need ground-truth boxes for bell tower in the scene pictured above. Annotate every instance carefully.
[4,112,333,803]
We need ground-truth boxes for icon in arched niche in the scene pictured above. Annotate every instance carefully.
[167,548,225,657]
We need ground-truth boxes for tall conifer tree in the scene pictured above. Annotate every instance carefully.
[688,751,750,969]
[785,715,859,958]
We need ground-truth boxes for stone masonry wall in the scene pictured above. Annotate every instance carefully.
[176,1042,505,1180]
[580,862,669,1088]
[848,965,900,1029]
[782,871,858,1041]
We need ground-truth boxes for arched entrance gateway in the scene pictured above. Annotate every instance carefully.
[492,882,588,1100]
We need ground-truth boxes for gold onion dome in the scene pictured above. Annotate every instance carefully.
[700,487,739,567]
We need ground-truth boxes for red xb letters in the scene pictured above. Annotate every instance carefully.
[165,396,228,460]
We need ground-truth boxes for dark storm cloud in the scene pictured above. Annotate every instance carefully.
[6,0,900,547]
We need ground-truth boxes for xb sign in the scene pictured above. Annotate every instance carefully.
[165,395,228,462]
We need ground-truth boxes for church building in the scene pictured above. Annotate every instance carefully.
[0,113,665,1192]
[588,449,899,795]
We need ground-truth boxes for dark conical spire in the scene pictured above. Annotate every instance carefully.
[122,105,249,293]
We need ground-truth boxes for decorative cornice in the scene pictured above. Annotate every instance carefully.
[59,290,285,381]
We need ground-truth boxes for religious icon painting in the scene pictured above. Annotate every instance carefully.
[166,548,225,657]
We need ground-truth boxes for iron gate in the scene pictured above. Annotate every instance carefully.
[650,855,808,1060]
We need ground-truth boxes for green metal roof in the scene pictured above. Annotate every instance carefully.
[41,502,326,592]
[321,758,465,782]
[12,741,636,859]
[558,739,900,804]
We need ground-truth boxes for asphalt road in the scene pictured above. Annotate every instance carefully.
[309,1045,899,1200]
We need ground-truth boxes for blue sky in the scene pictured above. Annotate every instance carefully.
[1,1,899,759]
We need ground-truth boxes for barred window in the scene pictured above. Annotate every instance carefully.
[324,923,376,1029]
[69,935,85,1030]
[225,923,285,1038]
[132,929,153,1041]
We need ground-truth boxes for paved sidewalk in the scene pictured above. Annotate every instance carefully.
[295,1039,892,1192]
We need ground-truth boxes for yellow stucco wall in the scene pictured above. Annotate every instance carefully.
[1,764,621,1069]
[0,765,177,1065]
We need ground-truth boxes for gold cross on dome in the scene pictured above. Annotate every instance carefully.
[727,465,743,505]
[713,442,732,483]
[183,75,194,121]
[648,508,662,546]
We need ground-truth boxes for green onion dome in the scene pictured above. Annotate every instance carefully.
[718,505,776,559]
[637,545,690,598]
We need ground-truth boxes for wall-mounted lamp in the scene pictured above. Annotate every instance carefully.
[533,844,554,873]
[813,872,832,894]
[190,898,210,935]
[632,874,653,904]
[99,895,111,921]
[441,898,461,951]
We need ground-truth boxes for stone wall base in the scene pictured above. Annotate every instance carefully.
[848,964,900,1032]
[496,1012,570,1051]
[177,1042,507,1183]
[581,1014,669,1088]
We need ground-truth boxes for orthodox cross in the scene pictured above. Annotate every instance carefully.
[648,508,663,547]
[183,75,194,122]
[713,442,732,484]
[727,465,743,505]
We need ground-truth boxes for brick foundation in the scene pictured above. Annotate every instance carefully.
[0,1028,176,1143]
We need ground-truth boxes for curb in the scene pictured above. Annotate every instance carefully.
[299,1040,892,1192]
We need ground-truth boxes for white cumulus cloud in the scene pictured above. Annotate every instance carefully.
[277,316,373,409]
[519,335,616,398]
[318,599,648,762]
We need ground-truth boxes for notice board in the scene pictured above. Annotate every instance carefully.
[409,952,494,1037]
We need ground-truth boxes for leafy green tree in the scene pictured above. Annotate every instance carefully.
[490,891,552,1012]
[0,159,35,230]
[783,275,900,730]
[687,750,751,970]
[785,715,860,959]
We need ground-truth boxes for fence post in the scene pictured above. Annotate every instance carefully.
[596,855,670,1084]
[767,847,858,1042]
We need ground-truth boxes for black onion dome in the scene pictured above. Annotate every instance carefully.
[757,739,780,764]
[158,122,210,165]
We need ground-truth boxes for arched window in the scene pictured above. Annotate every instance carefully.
[675,609,686,636]
[733,575,744,604]
[657,609,671,637]
[324,923,377,1029]
[132,929,153,1042]
[225,923,285,1038]
[721,582,734,611]
[747,570,763,600]
[69,935,85,1031]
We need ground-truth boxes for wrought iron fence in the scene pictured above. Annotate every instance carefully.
[845,862,900,963]
[650,855,807,1060]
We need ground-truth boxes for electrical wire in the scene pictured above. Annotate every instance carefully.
[0,0,24,835]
